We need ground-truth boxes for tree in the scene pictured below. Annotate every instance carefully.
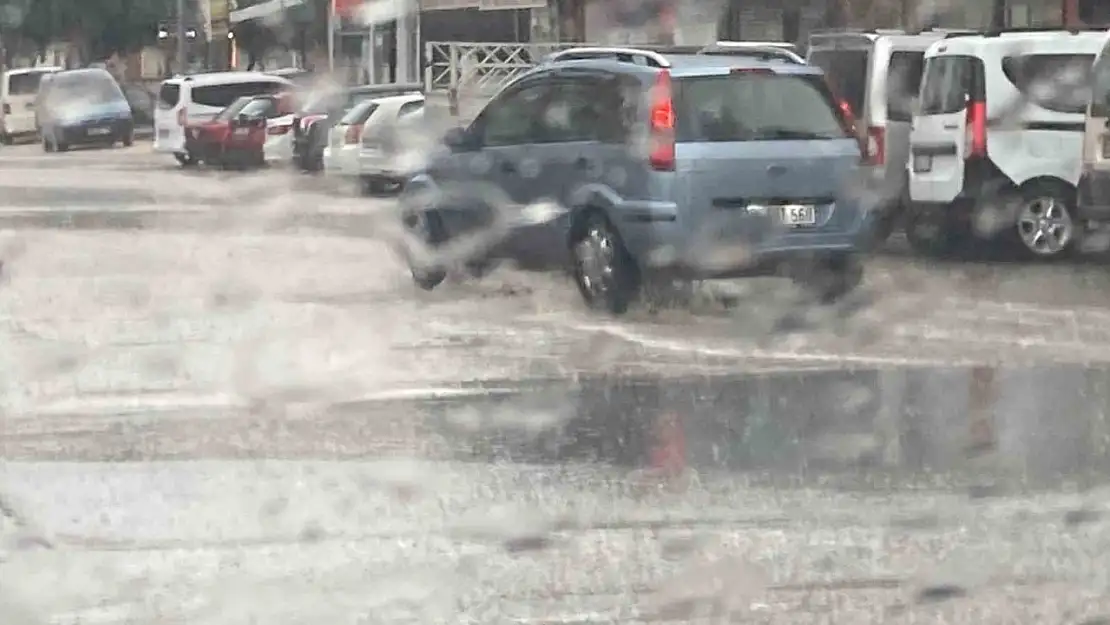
[15,0,175,65]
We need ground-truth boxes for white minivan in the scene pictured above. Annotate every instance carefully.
[0,66,61,144]
[153,71,291,166]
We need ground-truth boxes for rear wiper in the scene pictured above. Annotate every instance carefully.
[754,127,838,140]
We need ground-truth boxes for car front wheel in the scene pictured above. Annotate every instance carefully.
[404,209,448,291]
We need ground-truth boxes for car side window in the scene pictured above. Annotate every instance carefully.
[477,83,549,147]
[540,77,614,143]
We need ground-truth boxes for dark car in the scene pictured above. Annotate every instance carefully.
[36,68,134,152]
[292,82,423,172]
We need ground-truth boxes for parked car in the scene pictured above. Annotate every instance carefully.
[36,67,134,152]
[806,27,966,246]
[1078,34,1110,233]
[0,66,60,145]
[154,71,291,167]
[399,47,868,314]
[292,83,423,172]
[184,93,296,169]
[322,98,380,179]
[906,27,1106,258]
[357,93,426,194]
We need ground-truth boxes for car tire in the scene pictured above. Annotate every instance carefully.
[404,209,449,291]
[794,254,864,304]
[122,133,134,147]
[905,204,961,257]
[1012,182,1077,260]
[42,136,53,153]
[570,210,641,315]
[0,133,12,146]
[174,151,197,167]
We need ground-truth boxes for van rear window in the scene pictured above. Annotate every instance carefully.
[158,83,180,109]
[886,51,925,122]
[1092,50,1110,118]
[7,72,47,96]
[675,73,850,142]
[807,49,869,118]
[919,55,983,116]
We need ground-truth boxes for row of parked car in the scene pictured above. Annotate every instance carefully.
[392,27,1110,314]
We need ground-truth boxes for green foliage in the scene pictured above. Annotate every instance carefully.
[12,0,176,59]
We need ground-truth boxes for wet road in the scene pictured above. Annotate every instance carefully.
[5,142,1110,622]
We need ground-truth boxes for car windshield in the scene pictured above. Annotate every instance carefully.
[676,72,850,142]
[215,96,255,121]
[52,73,123,104]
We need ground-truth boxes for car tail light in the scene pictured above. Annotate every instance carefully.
[268,124,291,136]
[864,126,885,166]
[965,99,987,159]
[177,108,186,126]
[648,70,675,172]
[1,103,9,114]
[344,124,361,145]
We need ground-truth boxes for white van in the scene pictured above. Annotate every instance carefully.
[153,71,291,166]
[0,66,62,144]
[907,28,1105,258]
[806,29,960,245]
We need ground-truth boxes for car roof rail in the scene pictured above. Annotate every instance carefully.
[544,46,673,68]
[982,25,1108,37]
[699,42,804,63]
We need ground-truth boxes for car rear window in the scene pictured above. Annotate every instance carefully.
[1091,48,1110,118]
[158,83,181,109]
[216,96,255,121]
[7,72,47,96]
[919,55,982,116]
[886,51,925,122]
[675,72,850,142]
[807,49,869,118]
[239,97,275,118]
[340,101,379,125]
[1002,53,1094,115]
[190,81,286,108]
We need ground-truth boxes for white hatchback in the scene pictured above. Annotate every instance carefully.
[357,93,425,194]
[153,71,291,166]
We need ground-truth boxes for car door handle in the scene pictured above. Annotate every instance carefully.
[943,123,959,129]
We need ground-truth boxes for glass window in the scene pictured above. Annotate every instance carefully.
[1002,53,1095,115]
[216,96,255,121]
[339,100,379,125]
[886,51,925,122]
[158,82,180,109]
[807,49,869,117]
[237,97,275,118]
[919,56,975,116]
[675,73,850,142]
[478,83,549,147]
[191,81,286,108]
[7,71,48,96]
[1091,47,1110,117]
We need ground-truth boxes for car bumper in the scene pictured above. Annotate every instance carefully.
[1079,169,1110,223]
[57,119,133,144]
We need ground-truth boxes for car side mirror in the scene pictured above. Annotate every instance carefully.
[442,126,473,150]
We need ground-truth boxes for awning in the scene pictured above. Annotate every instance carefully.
[229,0,305,24]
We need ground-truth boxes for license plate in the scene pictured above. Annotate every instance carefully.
[913,153,932,173]
[234,127,249,136]
[88,127,111,136]
[780,204,816,226]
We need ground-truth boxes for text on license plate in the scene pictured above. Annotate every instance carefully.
[88,127,111,136]
[913,154,932,172]
[780,204,816,226]
[234,127,250,136]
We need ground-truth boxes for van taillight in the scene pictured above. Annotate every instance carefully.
[965,100,987,159]
[649,70,675,172]
[865,126,885,166]
[177,108,186,126]
[344,124,362,145]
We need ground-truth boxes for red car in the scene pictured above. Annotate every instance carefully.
[184,93,295,169]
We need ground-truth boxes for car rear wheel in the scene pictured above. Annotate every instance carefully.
[42,136,53,152]
[174,151,197,167]
[570,211,640,315]
[793,254,864,304]
[1013,183,1076,259]
[905,204,961,257]
[122,133,134,147]
[404,209,449,291]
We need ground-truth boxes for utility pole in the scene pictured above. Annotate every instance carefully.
[176,0,188,73]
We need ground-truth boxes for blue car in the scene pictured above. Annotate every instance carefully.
[36,68,134,152]
[401,47,870,314]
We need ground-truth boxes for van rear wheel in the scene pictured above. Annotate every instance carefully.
[1013,183,1076,259]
